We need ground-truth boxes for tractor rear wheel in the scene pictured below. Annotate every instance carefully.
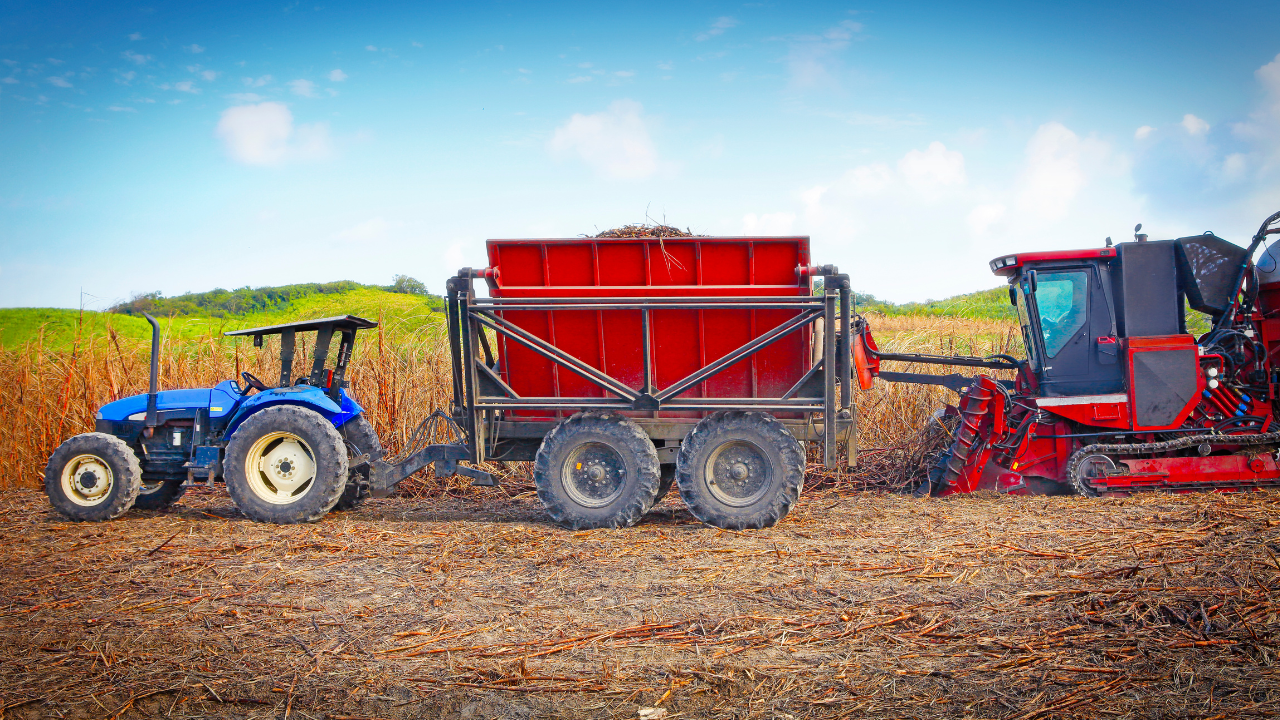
[134,479,186,510]
[224,406,348,524]
[534,411,661,530]
[334,415,383,511]
[675,411,805,530]
[44,433,142,521]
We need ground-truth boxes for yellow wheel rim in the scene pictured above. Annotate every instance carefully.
[244,431,317,504]
[60,454,114,506]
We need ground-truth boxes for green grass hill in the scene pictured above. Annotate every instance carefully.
[0,279,445,351]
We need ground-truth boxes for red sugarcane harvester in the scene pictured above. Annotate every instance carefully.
[855,210,1280,497]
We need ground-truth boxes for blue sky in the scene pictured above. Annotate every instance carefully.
[3,1,1280,308]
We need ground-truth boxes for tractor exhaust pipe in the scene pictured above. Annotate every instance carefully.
[143,313,160,430]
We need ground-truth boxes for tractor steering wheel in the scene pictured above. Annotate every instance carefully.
[241,371,270,393]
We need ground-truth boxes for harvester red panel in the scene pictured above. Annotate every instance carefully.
[485,237,812,419]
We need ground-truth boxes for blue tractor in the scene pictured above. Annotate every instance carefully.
[44,314,488,524]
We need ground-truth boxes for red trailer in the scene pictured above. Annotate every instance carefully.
[415,235,857,530]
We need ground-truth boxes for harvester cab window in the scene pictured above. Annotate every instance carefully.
[1034,271,1089,358]
[1014,283,1040,371]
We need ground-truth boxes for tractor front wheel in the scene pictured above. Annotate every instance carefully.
[224,406,348,524]
[44,433,142,521]
[133,478,187,511]
[676,411,805,530]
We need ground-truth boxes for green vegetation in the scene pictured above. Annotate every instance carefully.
[0,279,445,350]
[109,278,442,318]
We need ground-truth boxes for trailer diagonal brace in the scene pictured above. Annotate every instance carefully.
[471,309,639,401]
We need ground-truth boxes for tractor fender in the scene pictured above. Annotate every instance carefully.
[225,386,363,436]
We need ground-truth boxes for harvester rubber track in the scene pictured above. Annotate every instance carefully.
[1066,431,1280,496]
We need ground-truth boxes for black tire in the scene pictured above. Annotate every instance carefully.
[134,479,186,510]
[224,406,348,524]
[534,411,661,530]
[916,448,953,498]
[676,411,805,530]
[654,464,677,504]
[44,432,142,521]
[334,415,384,511]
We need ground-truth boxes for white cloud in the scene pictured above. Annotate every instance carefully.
[696,16,738,41]
[1182,113,1210,136]
[0,76,17,84]
[898,141,966,190]
[741,212,796,234]
[567,75,592,83]
[227,92,264,102]
[47,76,71,88]
[128,32,143,41]
[365,45,378,52]
[106,105,136,112]
[121,50,151,65]
[517,68,531,74]
[288,79,318,97]
[328,69,347,82]
[215,102,331,166]
[116,70,136,84]
[548,99,658,180]
[785,20,862,89]
[1013,123,1116,223]
[657,61,673,71]
[173,80,198,93]
[1135,125,1154,140]
[185,44,205,54]
[201,70,218,81]
[243,75,272,87]
[967,203,1007,236]
[47,58,64,66]
[614,70,635,78]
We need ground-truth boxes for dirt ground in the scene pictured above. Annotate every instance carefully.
[2,485,1278,719]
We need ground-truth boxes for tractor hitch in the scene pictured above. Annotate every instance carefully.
[365,442,494,497]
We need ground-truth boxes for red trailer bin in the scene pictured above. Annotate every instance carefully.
[485,236,814,419]
[443,235,855,531]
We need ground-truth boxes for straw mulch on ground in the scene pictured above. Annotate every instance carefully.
[2,484,1277,719]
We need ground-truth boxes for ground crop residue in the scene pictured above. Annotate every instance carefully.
[2,488,1278,718]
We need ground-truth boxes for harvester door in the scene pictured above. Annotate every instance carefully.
[1025,265,1125,397]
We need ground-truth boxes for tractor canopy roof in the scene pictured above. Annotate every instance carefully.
[224,315,378,342]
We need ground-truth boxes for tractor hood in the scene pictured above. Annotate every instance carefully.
[96,381,244,422]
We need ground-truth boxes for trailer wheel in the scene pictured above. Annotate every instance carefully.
[333,415,383,511]
[534,411,661,529]
[676,412,805,530]
[224,406,348,524]
[44,433,142,521]
[134,479,186,510]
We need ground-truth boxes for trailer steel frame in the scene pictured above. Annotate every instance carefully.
[444,269,857,470]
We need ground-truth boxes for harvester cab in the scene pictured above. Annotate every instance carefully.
[864,210,1280,498]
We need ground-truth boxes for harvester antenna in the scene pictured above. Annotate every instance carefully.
[1105,236,1113,247]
